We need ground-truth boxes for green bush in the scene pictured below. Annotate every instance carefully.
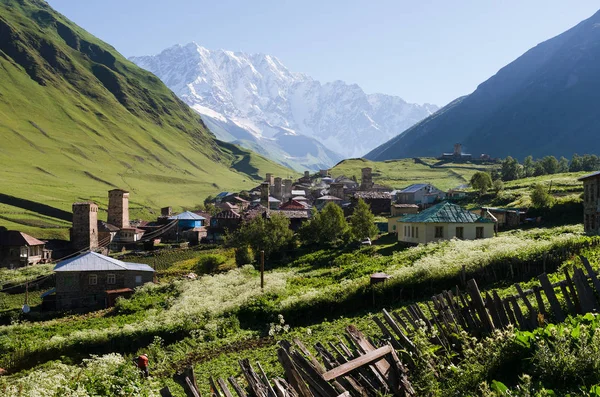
[234,246,254,267]
[196,254,227,274]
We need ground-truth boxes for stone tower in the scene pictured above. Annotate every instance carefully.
[329,183,345,199]
[283,179,293,201]
[273,177,283,201]
[107,189,129,229]
[71,202,98,251]
[260,182,270,208]
[265,173,274,186]
[454,143,462,157]
[360,167,373,190]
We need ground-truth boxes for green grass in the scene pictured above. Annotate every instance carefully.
[0,0,293,239]
[331,158,498,190]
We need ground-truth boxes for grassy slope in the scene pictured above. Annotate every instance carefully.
[0,0,291,238]
[331,157,498,190]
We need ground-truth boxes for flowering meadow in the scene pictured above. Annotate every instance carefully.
[1,224,599,395]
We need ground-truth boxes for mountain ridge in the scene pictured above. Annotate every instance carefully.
[366,8,600,161]
[0,0,291,235]
[130,43,438,170]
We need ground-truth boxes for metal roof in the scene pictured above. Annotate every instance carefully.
[317,195,342,201]
[399,202,494,224]
[291,190,306,196]
[54,252,155,272]
[578,171,600,181]
[169,211,206,220]
[399,183,431,193]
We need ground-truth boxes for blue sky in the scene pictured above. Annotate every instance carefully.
[47,0,599,106]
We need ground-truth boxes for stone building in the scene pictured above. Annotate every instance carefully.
[71,202,98,251]
[353,191,392,214]
[360,168,374,190]
[107,189,129,229]
[53,252,154,310]
[579,171,600,233]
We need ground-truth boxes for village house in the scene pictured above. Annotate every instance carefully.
[209,209,242,242]
[476,207,526,229]
[52,251,154,310]
[0,228,51,268]
[387,204,419,233]
[397,201,495,244]
[352,191,392,215]
[579,171,600,233]
[396,183,446,205]
[168,211,207,243]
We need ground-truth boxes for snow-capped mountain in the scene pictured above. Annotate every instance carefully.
[130,43,438,170]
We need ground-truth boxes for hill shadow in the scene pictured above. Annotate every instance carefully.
[0,193,72,222]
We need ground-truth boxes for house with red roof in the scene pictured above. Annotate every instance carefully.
[0,227,51,268]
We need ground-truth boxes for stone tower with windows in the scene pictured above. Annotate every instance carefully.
[360,167,373,190]
[71,202,98,251]
[107,189,129,229]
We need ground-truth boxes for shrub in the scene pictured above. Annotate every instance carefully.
[196,254,227,274]
[235,246,254,267]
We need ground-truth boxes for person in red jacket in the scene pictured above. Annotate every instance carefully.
[133,354,149,377]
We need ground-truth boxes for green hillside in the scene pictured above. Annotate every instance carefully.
[0,0,291,238]
[331,157,498,190]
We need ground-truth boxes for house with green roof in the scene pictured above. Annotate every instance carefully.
[397,202,495,244]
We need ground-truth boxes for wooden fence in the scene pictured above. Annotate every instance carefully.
[164,254,600,397]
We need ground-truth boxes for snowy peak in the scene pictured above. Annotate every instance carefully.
[130,43,438,163]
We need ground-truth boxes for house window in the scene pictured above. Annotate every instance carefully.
[435,226,444,238]
[476,227,484,239]
[411,226,415,238]
[89,274,97,285]
[135,275,142,284]
[107,274,116,284]
[456,227,464,239]
[415,227,419,239]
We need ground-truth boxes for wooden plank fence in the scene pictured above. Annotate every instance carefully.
[163,255,600,397]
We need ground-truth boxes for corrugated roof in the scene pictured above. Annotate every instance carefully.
[399,202,494,224]
[54,252,155,272]
[578,171,600,181]
[399,184,430,193]
[317,195,342,201]
[169,211,206,220]
[268,196,281,202]
[291,190,306,196]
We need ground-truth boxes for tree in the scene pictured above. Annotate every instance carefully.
[558,157,569,173]
[570,154,583,172]
[227,213,293,259]
[470,171,493,194]
[533,162,547,177]
[349,199,378,240]
[299,203,349,246]
[523,156,535,178]
[540,156,559,175]
[501,157,522,181]
[530,183,554,208]
[203,195,215,206]
[493,179,504,194]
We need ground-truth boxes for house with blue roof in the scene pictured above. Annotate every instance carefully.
[53,252,154,310]
[169,211,206,229]
[397,202,495,244]
[396,183,445,205]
